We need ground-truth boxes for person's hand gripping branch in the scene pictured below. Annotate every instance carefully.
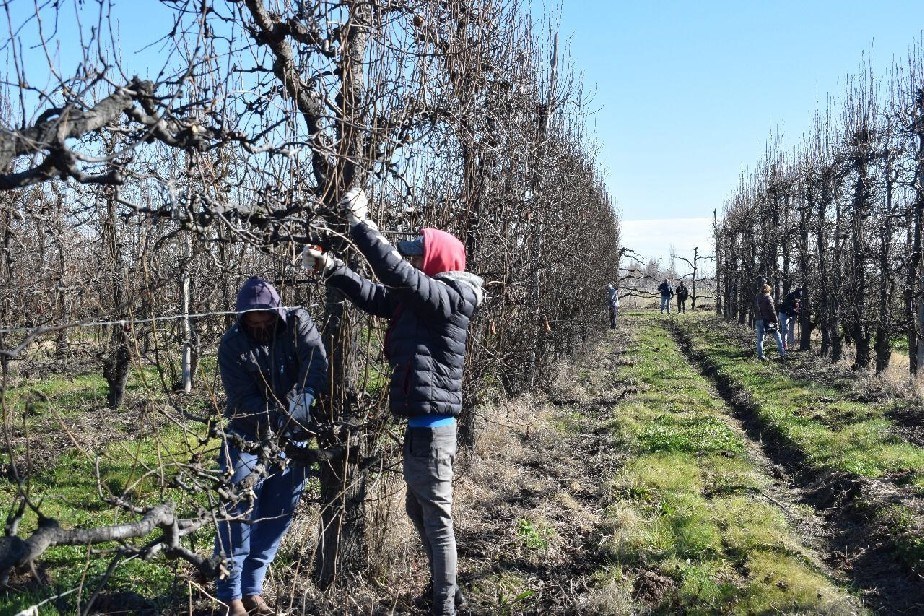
[339,186,374,228]
[285,388,315,438]
[302,186,373,277]
[302,244,337,277]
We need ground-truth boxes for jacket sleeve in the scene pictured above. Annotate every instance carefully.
[293,310,329,396]
[758,295,778,323]
[218,334,270,436]
[326,261,396,318]
[347,220,467,319]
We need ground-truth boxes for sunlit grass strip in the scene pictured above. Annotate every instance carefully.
[602,313,862,614]
[673,312,924,571]
[674,313,924,480]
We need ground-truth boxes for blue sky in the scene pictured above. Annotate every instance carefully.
[547,0,924,265]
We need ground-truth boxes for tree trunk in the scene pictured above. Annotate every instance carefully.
[798,182,813,351]
[874,148,896,373]
[908,93,924,375]
[848,160,872,370]
[314,285,366,588]
[917,280,924,373]
[102,184,129,408]
[691,246,699,310]
[103,326,130,408]
[181,234,194,393]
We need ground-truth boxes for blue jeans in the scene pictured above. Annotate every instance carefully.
[404,424,457,616]
[660,295,671,313]
[755,319,785,359]
[214,442,307,601]
[777,311,789,348]
[779,311,797,347]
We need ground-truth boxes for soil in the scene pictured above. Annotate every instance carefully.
[4,394,178,480]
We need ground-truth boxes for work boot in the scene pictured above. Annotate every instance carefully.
[454,587,468,610]
[221,599,248,616]
[242,594,275,615]
[414,583,467,614]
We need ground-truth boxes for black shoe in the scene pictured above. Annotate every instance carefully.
[415,584,467,613]
[454,588,468,610]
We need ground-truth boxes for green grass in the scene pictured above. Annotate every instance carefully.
[1,368,217,614]
[470,571,539,615]
[672,312,924,574]
[516,517,555,551]
[675,314,924,481]
[598,313,863,614]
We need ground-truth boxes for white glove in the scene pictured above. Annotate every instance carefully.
[303,245,334,275]
[338,187,369,226]
[288,390,314,426]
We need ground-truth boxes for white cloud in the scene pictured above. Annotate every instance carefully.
[621,218,714,271]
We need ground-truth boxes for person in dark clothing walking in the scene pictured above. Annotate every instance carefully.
[305,188,483,616]
[777,287,803,350]
[607,283,620,328]
[215,277,328,616]
[676,281,689,313]
[754,283,785,360]
[657,279,674,314]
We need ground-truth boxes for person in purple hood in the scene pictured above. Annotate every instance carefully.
[214,276,328,616]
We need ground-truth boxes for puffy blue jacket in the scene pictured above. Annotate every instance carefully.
[326,222,483,418]
[218,307,328,439]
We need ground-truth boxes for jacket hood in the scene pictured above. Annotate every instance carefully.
[421,228,465,276]
[235,276,286,321]
[436,270,485,308]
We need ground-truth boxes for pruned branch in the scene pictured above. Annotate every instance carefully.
[0,502,219,583]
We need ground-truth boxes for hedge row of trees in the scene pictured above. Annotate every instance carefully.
[0,0,620,596]
[715,38,924,374]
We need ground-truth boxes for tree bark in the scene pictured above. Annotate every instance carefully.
[101,184,130,408]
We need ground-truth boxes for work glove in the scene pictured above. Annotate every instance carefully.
[303,245,336,276]
[288,389,315,428]
[338,187,369,227]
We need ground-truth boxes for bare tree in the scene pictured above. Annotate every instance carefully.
[0,0,622,610]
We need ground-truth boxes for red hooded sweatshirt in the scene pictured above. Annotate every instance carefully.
[420,227,466,276]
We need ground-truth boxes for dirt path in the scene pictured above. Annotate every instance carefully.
[690,373,840,577]
[450,327,635,614]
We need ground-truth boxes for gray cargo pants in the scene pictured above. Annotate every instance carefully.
[403,424,458,616]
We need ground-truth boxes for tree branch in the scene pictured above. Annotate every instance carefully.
[0,503,219,581]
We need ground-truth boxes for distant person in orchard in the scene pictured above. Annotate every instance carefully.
[607,282,620,328]
[754,283,785,361]
[304,188,483,616]
[657,279,674,314]
[777,287,803,350]
[215,277,329,616]
[676,280,689,313]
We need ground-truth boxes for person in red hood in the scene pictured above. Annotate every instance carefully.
[305,188,482,616]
